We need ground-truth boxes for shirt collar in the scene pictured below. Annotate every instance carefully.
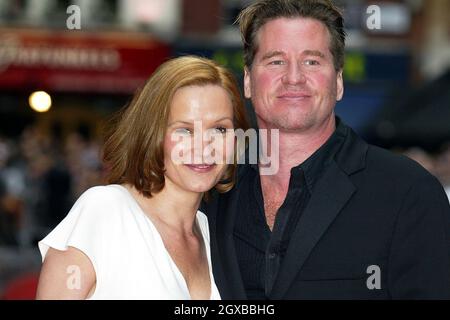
[250,117,347,192]
[295,117,347,192]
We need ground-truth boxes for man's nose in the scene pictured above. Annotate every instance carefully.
[282,62,306,85]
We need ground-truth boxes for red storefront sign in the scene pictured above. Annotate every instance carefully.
[0,28,171,93]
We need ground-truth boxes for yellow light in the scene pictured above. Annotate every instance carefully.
[29,91,52,113]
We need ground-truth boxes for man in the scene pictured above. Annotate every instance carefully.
[201,0,450,299]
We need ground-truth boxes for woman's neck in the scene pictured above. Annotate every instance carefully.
[125,181,202,234]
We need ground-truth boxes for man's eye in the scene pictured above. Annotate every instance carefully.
[269,60,285,65]
[304,60,319,66]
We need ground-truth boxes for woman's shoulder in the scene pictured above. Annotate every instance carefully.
[67,184,133,223]
[77,184,128,204]
[38,185,131,263]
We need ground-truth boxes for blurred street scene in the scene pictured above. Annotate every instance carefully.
[0,0,449,299]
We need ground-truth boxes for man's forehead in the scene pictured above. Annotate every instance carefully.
[257,16,329,34]
[253,17,332,56]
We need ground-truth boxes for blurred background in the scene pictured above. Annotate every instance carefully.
[0,0,449,299]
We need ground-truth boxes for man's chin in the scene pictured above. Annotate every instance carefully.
[263,116,314,132]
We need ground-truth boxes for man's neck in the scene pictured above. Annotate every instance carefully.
[258,116,336,188]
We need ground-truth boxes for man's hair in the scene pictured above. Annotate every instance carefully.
[237,0,346,71]
[102,56,250,198]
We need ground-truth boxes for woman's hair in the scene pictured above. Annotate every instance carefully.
[102,56,250,198]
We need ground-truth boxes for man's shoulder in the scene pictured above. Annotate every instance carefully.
[366,144,429,175]
[364,143,437,185]
[338,122,434,183]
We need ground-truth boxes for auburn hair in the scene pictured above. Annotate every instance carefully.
[102,56,250,198]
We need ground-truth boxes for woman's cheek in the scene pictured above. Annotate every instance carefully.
[164,133,193,165]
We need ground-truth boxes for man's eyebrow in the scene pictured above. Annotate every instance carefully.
[261,50,285,61]
[303,50,325,58]
[260,50,325,61]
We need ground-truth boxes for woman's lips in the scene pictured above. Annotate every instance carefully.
[184,164,216,173]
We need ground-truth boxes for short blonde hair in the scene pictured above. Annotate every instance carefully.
[103,56,250,198]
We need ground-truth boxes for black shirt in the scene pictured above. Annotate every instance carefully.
[233,119,347,299]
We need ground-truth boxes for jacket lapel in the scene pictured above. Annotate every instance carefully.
[213,182,247,299]
[269,160,356,299]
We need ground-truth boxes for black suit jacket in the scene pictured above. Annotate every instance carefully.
[201,123,450,299]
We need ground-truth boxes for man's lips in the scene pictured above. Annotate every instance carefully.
[277,92,311,99]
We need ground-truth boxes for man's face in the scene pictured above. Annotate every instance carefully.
[244,17,344,132]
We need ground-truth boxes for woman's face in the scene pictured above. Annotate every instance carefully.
[163,84,235,194]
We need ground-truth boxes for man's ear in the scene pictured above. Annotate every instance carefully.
[336,69,344,101]
[244,66,252,99]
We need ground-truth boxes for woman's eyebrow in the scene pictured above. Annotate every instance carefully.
[168,118,233,127]
[167,120,194,127]
[213,117,233,123]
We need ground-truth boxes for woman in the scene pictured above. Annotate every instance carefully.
[36,56,249,299]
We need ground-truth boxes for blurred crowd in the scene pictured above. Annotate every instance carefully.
[0,123,449,298]
[0,126,449,250]
[402,145,450,200]
[0,126,103,248]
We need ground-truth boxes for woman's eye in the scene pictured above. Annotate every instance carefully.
[215,127,227,134]
[175,128,192,135]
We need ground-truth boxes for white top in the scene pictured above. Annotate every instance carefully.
[38,184,221,300]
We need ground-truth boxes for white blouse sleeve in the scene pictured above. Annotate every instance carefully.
[38,186,123,275]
